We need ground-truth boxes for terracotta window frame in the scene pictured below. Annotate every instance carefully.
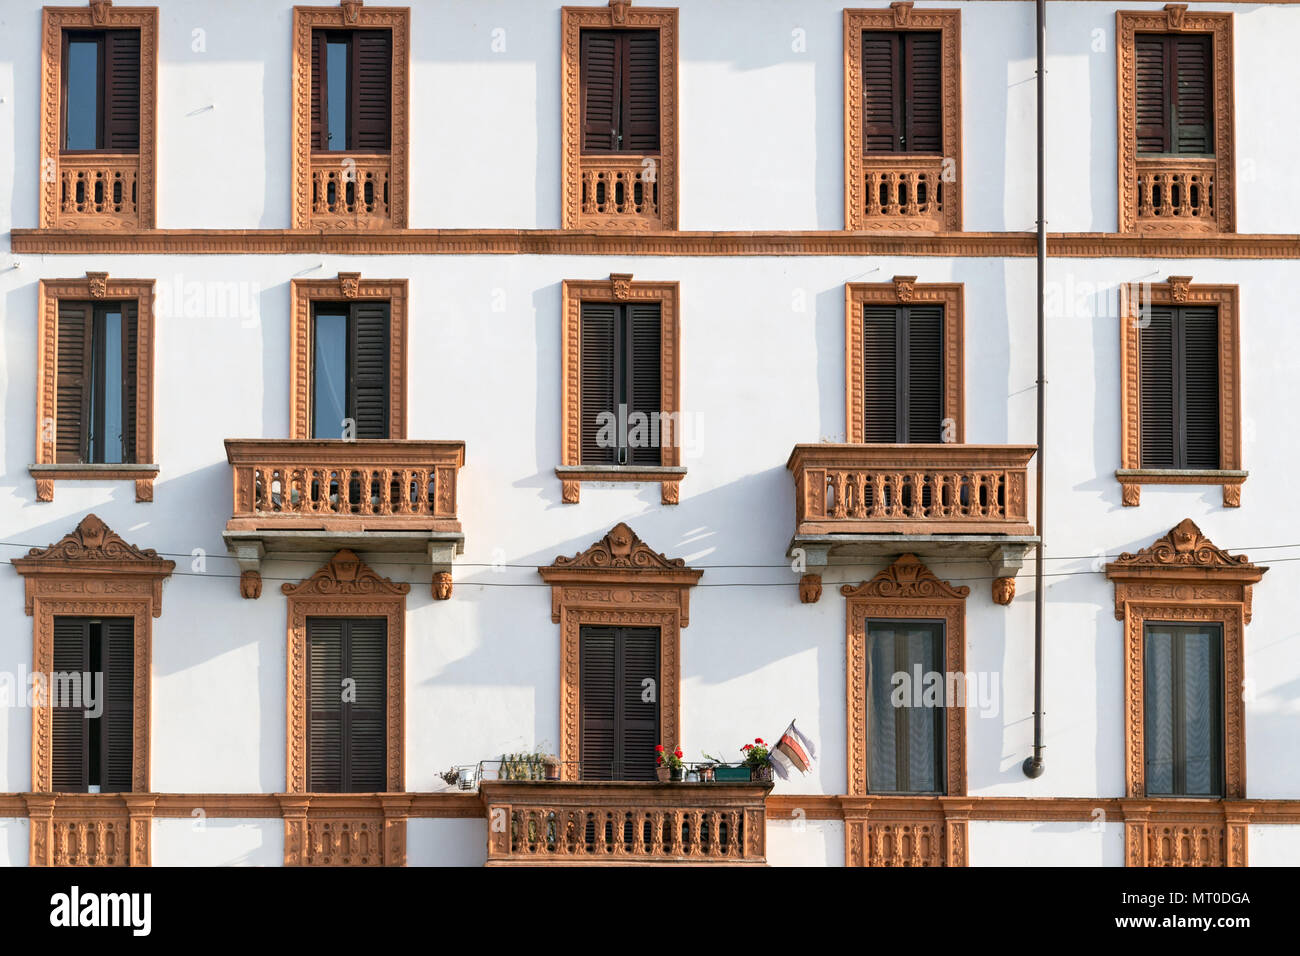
[843,3,962,232]
[282,550,407,795]
[40,1,158,230]
[33,272,158,502]
[12,514,175,797]
[538,523,702,781]
[845,277,964,443]
[1106,519,1265,865]
[561,1,679,231]
[289,273,408,440]
[1117,275,1242,507]
[291,2,410,229]
[1117,6,1234,234]
[558,274,684,504]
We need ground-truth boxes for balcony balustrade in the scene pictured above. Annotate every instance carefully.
[56,153,140,229]
[1135,157,1220,233]
[309,154,393,229]
[578,155,662,230]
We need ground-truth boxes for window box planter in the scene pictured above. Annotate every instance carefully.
[713,765,752,782]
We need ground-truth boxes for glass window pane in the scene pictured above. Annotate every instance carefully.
[866,620,944,793]
[101,310,124,464]
[1181,627,1218,796]
[326,39,348,150]
[1144,623,1222,797]
[66,39,99,149]
[313,311,348,438]
[904,627,941,793]
[866,624,900,792]
[1144,626,1175,794]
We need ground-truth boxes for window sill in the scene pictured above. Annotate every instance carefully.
[555,465,687,505]
[1115,469,1247,508]
[29,463,160,503]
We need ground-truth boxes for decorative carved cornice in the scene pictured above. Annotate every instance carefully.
[1107,519,1262,578]
[14,514,173,575]
[546,522,695,575]
[841,553,971,600]
[281,550,411,596]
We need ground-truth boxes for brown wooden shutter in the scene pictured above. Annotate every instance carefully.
[622,30,660,152]
[100,617,134,793]
[905,33,942,153]
[344,617,387,792]
[52,617,90,793]
[56,302,92,463]
[1173,35,1212,155]
[310,31,326,150]
[122,300,138,464]
[904,305,944,442]
[1139,306,1177,467]
[350,302,389,440]
[580,302,618,464]
[307,617,344,792]
[581,31,619,152]
[863,32,942,154]
[579,626,660,781]
[862,306,899,441]
[862,304,944,442]
[103,29,140,151]
[353,30,391,150]
[1135,35,1170,153]
[1181,307,1220,469]
[863,34,902,153]
[626,302,662,466]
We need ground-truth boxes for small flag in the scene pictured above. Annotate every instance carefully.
[770,720,817,779]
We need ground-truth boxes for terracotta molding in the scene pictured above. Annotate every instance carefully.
[843,555,970,805]
[35,276,156,501]
[1118,279,1241,504]
[12,515,175,796]
[538,523,702,779]
[1106,519,1266,802]
[291,4,410,229]
[561,4,678,230]
[846,280,963,443]
[289,275,407,439]
[1117,10,1234,234]
[41,3,158,230]
[15,229,1300,258]
[283,550,409,794]
[844,7,962,231]
[559,276,682,501]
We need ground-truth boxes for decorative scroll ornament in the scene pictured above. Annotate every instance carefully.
[1168,275,1192,303]
[610,272,633,300]
[281,549,410,596]
[892,275,918,302]
[550,522,690,572]
[87,271,109,299]
[339,271,361,298]
[840,553,971,600]
[17,513,170,568]
[1111,518,1254,570]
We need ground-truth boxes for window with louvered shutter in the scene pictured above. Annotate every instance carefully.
[311,302,390,440]
[864,620,945,794]
[306,617,387,793]
[62,29,140,151]
[51,616,134,793]
[311,29,391,152]
[862,31,942,154]
[579,301,661,465]
[56,302,92,463]
[1135,34,1213,156]
[580,29,660,154]
[1144,622,1223,797]
[862,304,944,442]
[55,301,138,464]
[579,626,660,781]
[1139,305,1219,469]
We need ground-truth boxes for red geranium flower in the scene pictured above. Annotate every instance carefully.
[674,749,683,758]
[655,744,665,752]
[742,744,753,751]
[755,738,764,745]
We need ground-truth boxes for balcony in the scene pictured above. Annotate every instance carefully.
[1135,157,1221,234]
[56,153,140,230]
[786,443,1038,603]
[856,158,952,232]
[479,780,771,866]
[579,155,662,230]
[222,439,465,598]
[309,154,392,230]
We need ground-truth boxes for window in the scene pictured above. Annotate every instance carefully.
[41,5,157,229]
[292,5,409,229]
[558,276,682,504]
[579,301,660,465]
[844,7,961,231]
[1117,9,1233,233]
[54,300,138,464]
[51,616,134,793]
[861,304,944,443]
[864,619,945,793]
[1117,277,1241,507]
[1144,622,1224,798]
[311,301,390,439]
[579,625,660,781]
[290,275,407,440]
[847,278,963,443]
[34,275,157,502]
[562,5,677,230]
[306,617,387,793]
[1138,305,1219,469]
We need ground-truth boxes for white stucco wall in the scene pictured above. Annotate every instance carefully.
[150,818,282,866]
[765,819,845,866]
[968,820,1126,866]
[0,819,29,866]
[1247,825,1300,866]
[406,818,487,867]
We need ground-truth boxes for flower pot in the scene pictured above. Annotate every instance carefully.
[670,767,686,782]
[713,765,751,782]
[656,766,671,782]
[698,767,716,782]
[543,763,560,781]
[457,768,476,790]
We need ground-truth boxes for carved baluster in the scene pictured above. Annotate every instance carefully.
[830,472,846,518]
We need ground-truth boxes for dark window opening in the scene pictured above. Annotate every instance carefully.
[51,616,134,793]
[862,304,944,443]
[310,300,390,440]
[1144,622,1224,797]
[862,31,943,154]
[61,29,140,152]
[55,300,138,465]
[864,619,946,794]
[579,626,660,781]
[1139,305,1220,469]
[311,29,392,152]
[579,301,661,466]
[1135,33,1214,156]
[305,617,387,793]
[579,29,660,154]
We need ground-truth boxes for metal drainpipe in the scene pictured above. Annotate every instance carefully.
[1022,0,1047,780]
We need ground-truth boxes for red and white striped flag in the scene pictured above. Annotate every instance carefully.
[771,720,816,778]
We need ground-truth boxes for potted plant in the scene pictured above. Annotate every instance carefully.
[705,747,751,781]
[742,738,773,782]
[440,767,460,787]
[655,744,685,782]
[542,753,561,780]
[696,756,718,782]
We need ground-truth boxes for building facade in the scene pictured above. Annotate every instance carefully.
[1,0,1298,866]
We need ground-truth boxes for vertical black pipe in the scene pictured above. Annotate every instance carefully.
[1023,0,1047,779]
